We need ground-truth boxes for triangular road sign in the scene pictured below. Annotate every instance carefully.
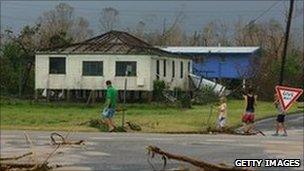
[275,86,303,111]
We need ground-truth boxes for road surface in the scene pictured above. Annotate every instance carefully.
[1,113,303,171]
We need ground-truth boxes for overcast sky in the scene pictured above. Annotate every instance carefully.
[1,0,303,36]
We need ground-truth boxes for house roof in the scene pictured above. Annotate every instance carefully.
[37,31,188,58]
[161,46,260,54]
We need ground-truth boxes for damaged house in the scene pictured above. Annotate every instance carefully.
[35,31,192,101]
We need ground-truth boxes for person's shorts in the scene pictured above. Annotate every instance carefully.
[242,112,255,123]
[276,114,285,123]
[102,108,116,118]
[218,117,226,128]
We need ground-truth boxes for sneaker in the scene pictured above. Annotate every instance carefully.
[272,133,279,136]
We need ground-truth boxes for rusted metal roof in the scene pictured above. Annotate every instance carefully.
[37,30,188,58]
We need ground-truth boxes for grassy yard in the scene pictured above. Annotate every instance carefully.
[0,97,299,133]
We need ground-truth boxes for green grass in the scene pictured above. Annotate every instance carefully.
[0,97,299,133]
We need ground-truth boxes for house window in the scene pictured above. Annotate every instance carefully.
[83,61,103,76]
[156,60,160,79]
[163,60,166,77]
[188,61,191,73]
[116,61,137,76]
[180,61,183,78]
[172,61,175,78]
[49,57,66,74]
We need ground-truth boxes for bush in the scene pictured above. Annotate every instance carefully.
[178,92,192,108]
[172,86,192,108]
[153,80,166,101]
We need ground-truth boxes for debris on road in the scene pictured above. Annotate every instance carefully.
[1,131,86,171]
[50,132,85,145]
[0,152,33,161]
[146,145,254,171]
[82,118,141,132]
[0,132,61,171]
[0,162,52,171]
[126,121,142,131]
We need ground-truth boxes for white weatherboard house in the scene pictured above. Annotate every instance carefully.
[35,31,192,101]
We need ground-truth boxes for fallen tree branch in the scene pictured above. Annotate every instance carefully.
[0,132,71,171]
[50,132,85,145]
[147,146,254,171]
[126,121,142,131]
[24,131,38,168]
[0,162,51,171]
[0,152,33,161]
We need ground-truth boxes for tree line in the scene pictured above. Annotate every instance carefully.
[0,3,303,100]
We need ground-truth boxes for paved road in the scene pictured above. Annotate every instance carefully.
[1,113,303,171]
[255,113,304,130]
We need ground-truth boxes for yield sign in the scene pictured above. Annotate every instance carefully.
[275,85,303,111]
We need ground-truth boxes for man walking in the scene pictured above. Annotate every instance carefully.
[102,80,118,132]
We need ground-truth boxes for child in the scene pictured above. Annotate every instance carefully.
[217,96,227,131]
[272,93,287,136]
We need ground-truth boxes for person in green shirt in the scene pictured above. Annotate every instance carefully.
[102,80,118,132]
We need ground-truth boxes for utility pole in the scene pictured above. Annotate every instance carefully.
[279,0,295,85]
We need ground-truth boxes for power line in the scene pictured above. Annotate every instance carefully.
[246,1,281,26]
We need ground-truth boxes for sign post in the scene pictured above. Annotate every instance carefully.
[122,65,132,127]
[275,85,303,111]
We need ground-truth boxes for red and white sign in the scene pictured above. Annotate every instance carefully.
[275,85,303,111]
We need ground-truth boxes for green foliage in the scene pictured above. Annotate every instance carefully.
[274,53,304,101]
[254,50,304,100]
[1,98,297,133]
[1,3,92,97]
[49,31,73,48]
[172,87,192,108]
[153,80,166,101]
[88,119,108,132]
[178,93,192,108]
[193,86,218,105]
[0,42,25,95]
[221,79,243,99]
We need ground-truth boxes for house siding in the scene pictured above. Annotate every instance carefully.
[35,54,191,91]
[150,56,191,90]
[36,54,152,91]
[192,53,258,79]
